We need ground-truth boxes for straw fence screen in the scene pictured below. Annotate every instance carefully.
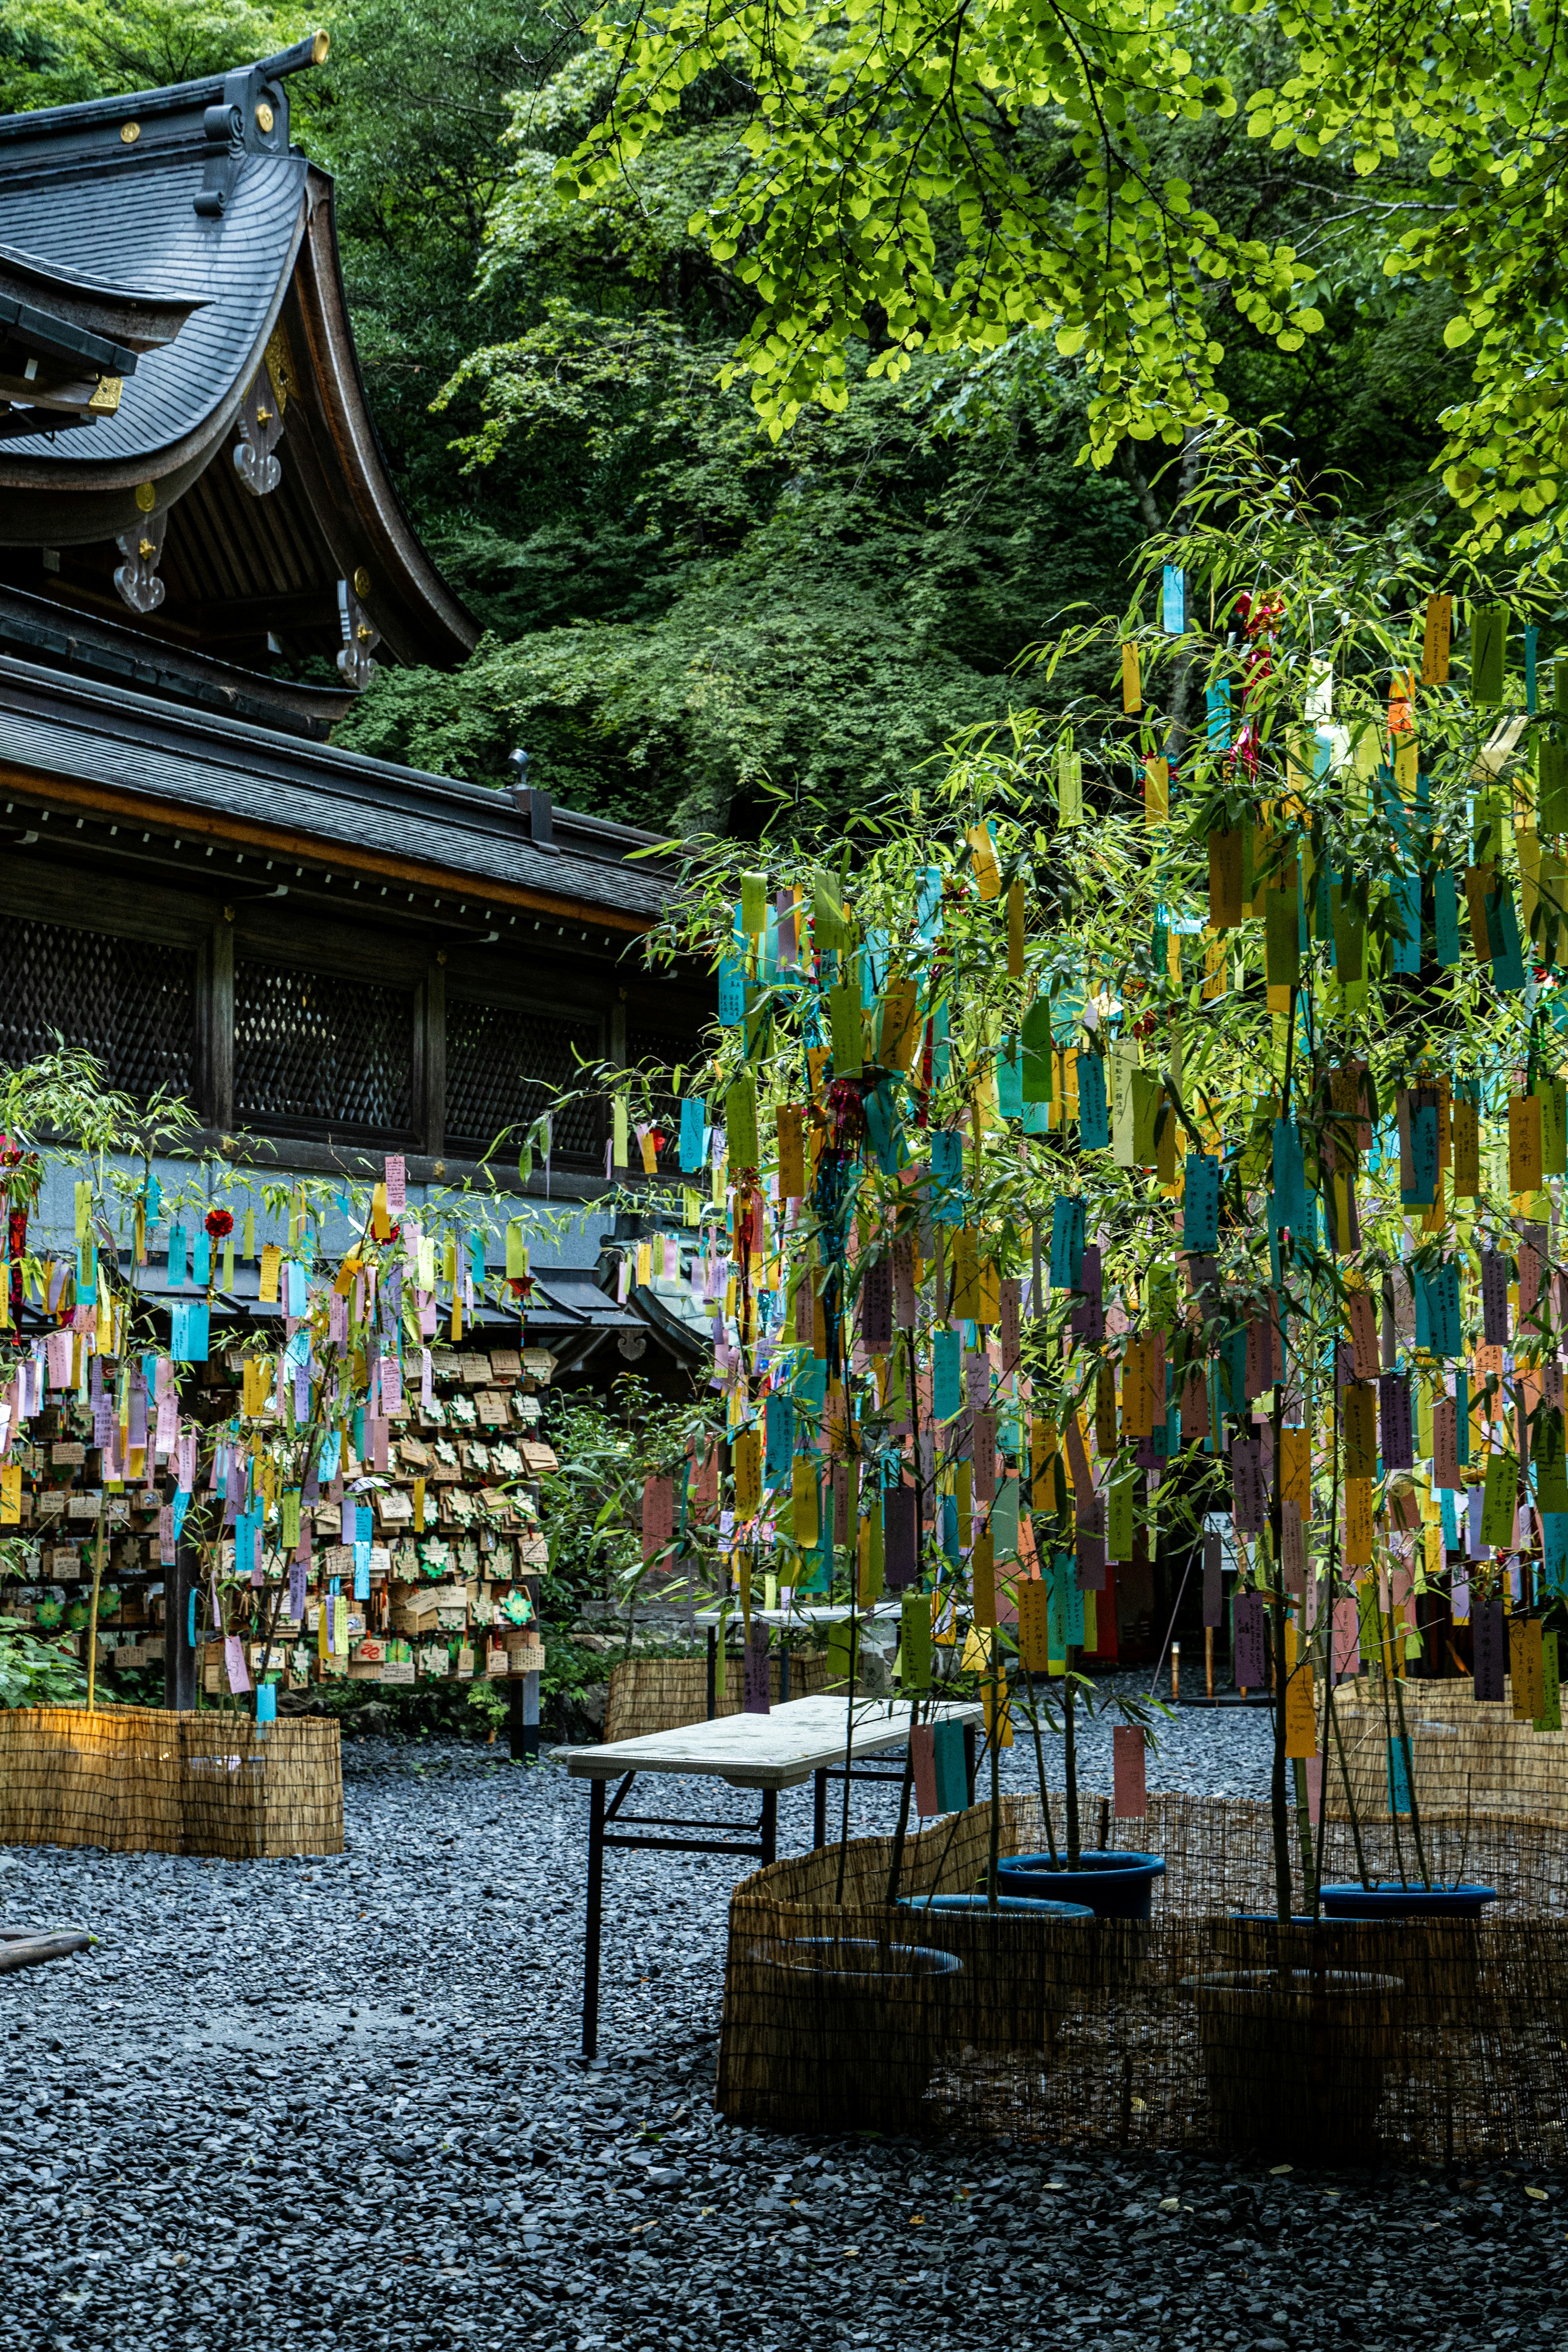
[1323,1674,1568,1826]
[603,1653,845,1745]
[0,1706,343,1858]
[717,1791,1568,2164]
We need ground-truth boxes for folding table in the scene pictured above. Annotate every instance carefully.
[550,1693,982,2057]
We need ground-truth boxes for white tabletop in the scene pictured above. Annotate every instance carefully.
[693,1604,904,1629]
[550,1694,983,1790]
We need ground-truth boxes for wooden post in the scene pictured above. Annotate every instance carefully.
[421,956,446,1161]
[166,1541,199,1711]
[1205,1624,1214,1699]
[206,915,234,1131]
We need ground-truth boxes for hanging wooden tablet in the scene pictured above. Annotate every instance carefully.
[861,1252,893,1352]
[1281,1498,1306,1595]
[1346,1290,1379,1381]
[744,1622,771,1715]
[1279,1425,1310,1520]
[858,1499,884,1604]
[1232,1434,1266,1533]
[892,1230,918,1332]
[1536,1629,1561,1732]
[1481,1249,1511,1344]
[971,1526,996,1626]
[1180,1365,1209,1446]
[1006,878,1025,976]
[909,1722,938,1815]
[1283,1619,1315,1756]
[1074,1492,1106,1589]
[884,1482,918,1588]
[1536,1405,1568,1511]
[833,1460,856,1545]
[1343,1477,1373,1567]
[1509,1093,1543,1193]
[1017,1576,1051,1671]
[1480,1447,1518,1550]
[972,1410,998,1504]
[878,976,920,1072]
[1421,592,1452,684]
[1202,1532,1224,1627]
[1453,1096,1481,1196]
[641,1474,674,1561]
[932,1717,969,1810]
[1343,1383,1377,1480]
[1233,1590,1267,1687]
[1112,1723,1147,1818]
[1072,1243,1106,1345]
[1463,864,1494,957]
[1473,1593,1506,1701]
[827,980,863,1076]
[733,1425,761,1519]
[1433,1396,1461,1491]
[1379,1372,1414,1470]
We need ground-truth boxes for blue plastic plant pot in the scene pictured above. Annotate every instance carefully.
[998,1850,1167,1920]
[896,1893,1094,1921]
[1318,1882,1498,1922]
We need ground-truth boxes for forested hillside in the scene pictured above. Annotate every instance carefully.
[3,0,1474,835]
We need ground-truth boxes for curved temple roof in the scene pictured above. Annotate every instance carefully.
[0,37,476,674]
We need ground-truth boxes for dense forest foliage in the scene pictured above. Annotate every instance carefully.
[3,0,1478,835]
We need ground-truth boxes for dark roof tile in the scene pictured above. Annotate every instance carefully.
[0,153,305,466]
[0,651,677,918]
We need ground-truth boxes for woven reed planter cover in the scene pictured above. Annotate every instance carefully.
[0,1706,343,1859]
[1323,1676,1568,1825]
[602,1652,842,1744]
[717,1792,1568,2162]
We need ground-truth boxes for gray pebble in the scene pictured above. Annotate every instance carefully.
[0,1693,1549,2349]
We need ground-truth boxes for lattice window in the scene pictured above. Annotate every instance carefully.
[0,920,197,1104]
[627,1027,700,1171]
[445,998,604,1162]
[234,960,414,1142]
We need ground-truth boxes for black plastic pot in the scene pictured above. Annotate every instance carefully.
[760,1936,962,2131]
[1189,1966,1403,2162]
[898,1893,1095,1921]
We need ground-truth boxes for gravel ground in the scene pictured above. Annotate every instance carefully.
[0,1691,1559,2352]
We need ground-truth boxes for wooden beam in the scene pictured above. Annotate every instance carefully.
[207,913,234,1129]
[423,956,446,1161]
[0,766,658,935]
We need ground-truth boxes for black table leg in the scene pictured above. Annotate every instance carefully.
[963,1723,977,1806]
[760,1786,778,1865]
[706,1626,717,1720]
[584,1777,606,2060]
[813,1766,827,1850]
